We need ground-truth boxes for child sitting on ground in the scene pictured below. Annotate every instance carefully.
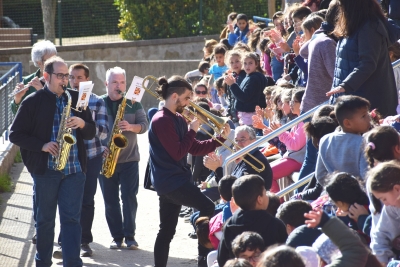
[325,172,371,238]
[367,161,400,266]
[315,95,371,186]
[276,200,322,248]
[217,174,287,266]
[230,232,265,267]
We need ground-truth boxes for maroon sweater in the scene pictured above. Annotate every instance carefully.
[149,107,224,195]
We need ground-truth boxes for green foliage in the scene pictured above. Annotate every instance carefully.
[0,174,12,193]
[115,0,281,40]
[3,0,119,38]
[14,151,22,164]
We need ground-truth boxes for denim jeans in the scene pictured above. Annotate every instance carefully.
[81,154,103,244]
[296,137,318,193]
[31,169,85,267]
[154,180,215,267]
[98,161,139,240]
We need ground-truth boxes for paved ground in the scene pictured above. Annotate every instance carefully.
[0,133,198,267]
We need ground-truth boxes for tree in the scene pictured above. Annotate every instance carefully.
[41,0,56,42]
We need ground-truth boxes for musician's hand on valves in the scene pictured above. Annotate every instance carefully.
[223,74,235,86]
[189,117,200,132]
[66,117,85,129]
[29,77,44,91]
[42,142,59,157]
[103,147,110,159]
[118,120,132,132]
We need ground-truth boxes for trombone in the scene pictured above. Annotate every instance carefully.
[142,75,265,173]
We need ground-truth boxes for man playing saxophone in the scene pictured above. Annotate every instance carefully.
[9,56,96,267]
[99,67,148,250]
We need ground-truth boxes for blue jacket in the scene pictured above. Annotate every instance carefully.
[228,24,249,46]
[331,18,397,116]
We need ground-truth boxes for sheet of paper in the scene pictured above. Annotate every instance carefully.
[126,76,148,103]
[76,81,94,110]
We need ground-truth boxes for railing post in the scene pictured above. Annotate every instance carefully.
[58,0,62,46]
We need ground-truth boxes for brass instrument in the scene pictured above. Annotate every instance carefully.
[54,87,77,171]
[101,90,129,178]
[142,75,265,173]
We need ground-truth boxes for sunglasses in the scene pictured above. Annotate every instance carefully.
[195,90,207,95]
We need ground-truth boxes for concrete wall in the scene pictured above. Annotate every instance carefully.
[0,35,218,77]
[1,35,218,111]
[61,60,199,111]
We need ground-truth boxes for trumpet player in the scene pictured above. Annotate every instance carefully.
[11,40,57,114]
[148,75,230,267]
[99,67,148,250]
[9,56,96,267]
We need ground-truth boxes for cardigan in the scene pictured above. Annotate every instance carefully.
[9,87,96,175]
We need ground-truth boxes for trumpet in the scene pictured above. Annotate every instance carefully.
[8,76,45,98]
[142,75,265,173]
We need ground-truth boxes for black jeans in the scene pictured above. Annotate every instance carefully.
[154,180,215,267]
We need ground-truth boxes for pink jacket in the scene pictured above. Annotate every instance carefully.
[278,122,306,151]
[209,212,224,249]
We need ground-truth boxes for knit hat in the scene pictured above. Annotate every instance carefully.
[296,246,319,267]
[312,233,341,264]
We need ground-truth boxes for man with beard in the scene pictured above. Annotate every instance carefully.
[148,75,231,267]
[99,67,148,250]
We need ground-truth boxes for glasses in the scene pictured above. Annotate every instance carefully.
[234,138,249,144]
[52,73,70,80]
[195,90,207,95]
[243,253,261,263]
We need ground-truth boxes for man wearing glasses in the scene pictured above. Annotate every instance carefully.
[204,125,272,190]
[10,56,96,267]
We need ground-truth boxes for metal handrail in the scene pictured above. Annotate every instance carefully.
[393,58,400,70]
[223,102,327,174]
[276,172,314,197]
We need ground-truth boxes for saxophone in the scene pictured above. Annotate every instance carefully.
[54,87,77,171]
[101,91,129,178]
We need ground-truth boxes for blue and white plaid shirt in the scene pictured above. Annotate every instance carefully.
[47,89,82,175]
[84,93,109,159]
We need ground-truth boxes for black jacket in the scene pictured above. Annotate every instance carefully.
[217,209,288,266]
[9,87,96,175]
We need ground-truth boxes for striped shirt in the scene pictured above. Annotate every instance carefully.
[47,89,81,175]
[84,94,109,159]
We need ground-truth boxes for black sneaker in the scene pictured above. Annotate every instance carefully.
[110,239,124,249]
[188,230,197,239]
[80,243,93,257]
[31,234,37,244]
[197,255,207,267]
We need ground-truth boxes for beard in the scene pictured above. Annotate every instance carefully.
[175,99,186,113]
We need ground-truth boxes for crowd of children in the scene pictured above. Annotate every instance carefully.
[169,0,400,266]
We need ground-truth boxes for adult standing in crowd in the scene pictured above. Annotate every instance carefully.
[9,56,96,267]
[11,40,57,114]
[98,67,149,250]
[149,75,230,267]
[326,0,399,116]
